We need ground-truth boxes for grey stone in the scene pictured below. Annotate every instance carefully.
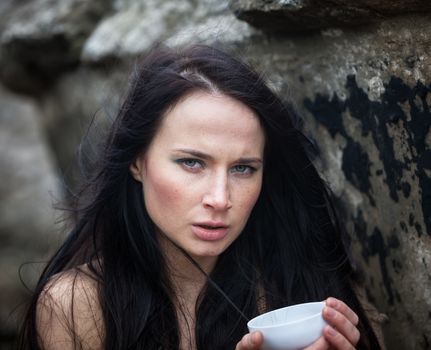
[39,65,130,189]
[230,0,431,32]
[0,85,61,335]
[0,0,109,92]
[81,0,193,63]
[81,0,247,63]
[166,13,257,48]
[1,0,431,348]
[0,0,16,32]
[239,14,431,349]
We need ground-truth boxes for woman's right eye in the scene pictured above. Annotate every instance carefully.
[176,158,204,171]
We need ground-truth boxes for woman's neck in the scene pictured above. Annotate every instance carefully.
[158,235,216,350]
[159,234,217,285]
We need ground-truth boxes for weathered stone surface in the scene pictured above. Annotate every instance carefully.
[0,0,109,92]
[39,65,129,189]
[240,14,431,349]
[230,0,431,32]
[81,0,192,62]
[167,13,257,48]
[0,0,16,32]
[82,0,257,63]
[0,85,61,336]
[0,0,430,349]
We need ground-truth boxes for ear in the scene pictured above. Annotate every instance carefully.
[129,156,146,182]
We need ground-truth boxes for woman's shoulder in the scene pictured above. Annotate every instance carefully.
[36,264,104,349]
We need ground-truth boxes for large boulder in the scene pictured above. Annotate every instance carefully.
[82,0,256,63]
[0,0,430,349]
[0,0,109,93]
[239,13,431,350]
[230,0,431,32]
[0,85,61,338]
[81,0,192,62]
[39,65,130,190]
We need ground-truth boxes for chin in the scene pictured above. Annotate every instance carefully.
[192,249,223,258]
[189,244,228,260]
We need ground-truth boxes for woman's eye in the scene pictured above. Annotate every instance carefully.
[177,158,203,170]
[232,165,255,175]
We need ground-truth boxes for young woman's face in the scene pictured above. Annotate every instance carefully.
[130,91,265,268]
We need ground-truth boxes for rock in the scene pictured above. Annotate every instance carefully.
[39,65,130,189]
[0,0,109,93]
[165,0,257,48]
[0,84,61,336]
[81,0,192,63]
[240,14,431,349]
[0,0,430,349]
[166,13,257,48]
[82,0,256,63]
[0,0,16,32]
[230,0,431,32]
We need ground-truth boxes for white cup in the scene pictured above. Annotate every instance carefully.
[247,301,327,350]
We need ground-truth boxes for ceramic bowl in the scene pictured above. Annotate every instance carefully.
[247,301,327,350]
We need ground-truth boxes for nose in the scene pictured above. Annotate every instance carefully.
[202,171,232,211]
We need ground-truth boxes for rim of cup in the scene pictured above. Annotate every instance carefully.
[247,301,325,329]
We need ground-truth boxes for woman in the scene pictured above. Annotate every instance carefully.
[19,44,381,349]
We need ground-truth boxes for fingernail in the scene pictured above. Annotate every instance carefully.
[325,306,336,318]
[327,326,337,336]
[327,297,338,308]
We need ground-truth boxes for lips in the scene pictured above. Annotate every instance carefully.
[192,222,229,241]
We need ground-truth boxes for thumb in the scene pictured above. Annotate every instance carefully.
[249,331,263,348]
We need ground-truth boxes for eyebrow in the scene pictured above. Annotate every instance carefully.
[173,148,263,164]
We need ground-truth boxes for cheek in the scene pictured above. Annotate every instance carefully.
[236,180,262,217]
[143,172,183,212]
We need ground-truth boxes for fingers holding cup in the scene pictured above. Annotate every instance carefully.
[235,331,263,350]
[326,297,359,326]
[323,298,360,348]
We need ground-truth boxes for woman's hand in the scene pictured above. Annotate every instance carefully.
[305,297,360,350]
[235,331,263,350]
[236,297,359,350]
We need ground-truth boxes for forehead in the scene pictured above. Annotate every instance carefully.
[150,91,265,156]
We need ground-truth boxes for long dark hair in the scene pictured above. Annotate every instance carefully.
[19,44,380,349]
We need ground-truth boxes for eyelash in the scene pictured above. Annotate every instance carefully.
[176,158,257,175]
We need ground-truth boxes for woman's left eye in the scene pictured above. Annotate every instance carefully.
[232,165,255,175]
